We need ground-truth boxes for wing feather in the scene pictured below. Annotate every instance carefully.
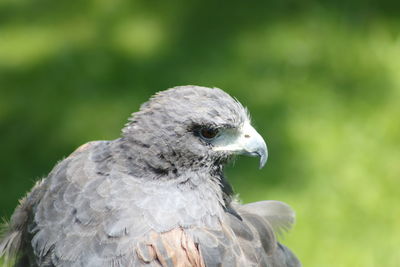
[239,200,296,238]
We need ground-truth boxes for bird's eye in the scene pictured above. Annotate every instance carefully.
[199,127,219,140]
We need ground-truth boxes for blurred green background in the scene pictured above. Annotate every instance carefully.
[1,0,399,266]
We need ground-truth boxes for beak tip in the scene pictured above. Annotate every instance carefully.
[259,155,267,169]
[258,147,268,169]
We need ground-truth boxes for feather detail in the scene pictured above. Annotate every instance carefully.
[0,222,22,263]
[239,200,296,238]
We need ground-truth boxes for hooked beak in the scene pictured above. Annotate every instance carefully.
[213,122,268,169]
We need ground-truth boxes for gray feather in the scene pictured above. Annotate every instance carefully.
[240,200,296,237]
[0,227,22,261]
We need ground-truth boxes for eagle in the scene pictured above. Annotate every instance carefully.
[0,86,301,266]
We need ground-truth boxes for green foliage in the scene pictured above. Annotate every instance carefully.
[1,1,399,266]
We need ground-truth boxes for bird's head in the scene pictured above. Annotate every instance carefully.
[122,86,267,177]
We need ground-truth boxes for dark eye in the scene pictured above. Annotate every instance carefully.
[199,127,219,140]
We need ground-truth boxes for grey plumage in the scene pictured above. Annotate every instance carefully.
[1,85,301,266]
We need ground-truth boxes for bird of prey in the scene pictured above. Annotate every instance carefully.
[0,86,301,267]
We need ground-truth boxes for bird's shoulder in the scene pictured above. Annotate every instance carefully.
[14,140,222,266]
